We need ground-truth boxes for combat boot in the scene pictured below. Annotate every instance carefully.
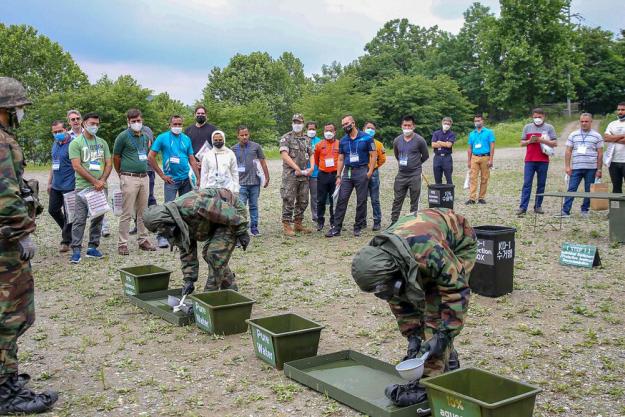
[294,220,312,234]
[282,221,295,237]
[0,374,58,414]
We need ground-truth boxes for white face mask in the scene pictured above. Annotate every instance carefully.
[171,127,183,135]
[85,125,99,136]
[306,129,316,138]
[442,123,451,132]
[130,122,143,132]
[324,131,335,140]
[15,107,25,123]
[292,123,304,133]
[533,117,544,126]
[402,128,414,136]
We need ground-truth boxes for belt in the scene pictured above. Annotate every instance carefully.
[346,164,368,169]
[435,153,452,156]
[121,172,148,178]
[474,153,490,157]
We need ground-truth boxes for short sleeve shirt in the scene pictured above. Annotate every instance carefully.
[231,140,265,186]
[68,134,111,189]
[185,123,217,155]
[113,129,149,173]
[566,129,603,170]
[468,127,495,155]
[521,122,557,163]
[431,129,456,156]
[279,131,311,180]
[339,131,375,168]
[151,132,194,182]
[605,119,625,163]
[308,136,322,178]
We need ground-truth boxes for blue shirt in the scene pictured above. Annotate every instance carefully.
[308,136,322,178]
[339,131,375,167]
[50,136,75,191]
[468,127,495,155]
[431,129,456,156]
[151,131,194,181]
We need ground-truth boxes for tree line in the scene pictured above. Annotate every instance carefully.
[1,1,623,161]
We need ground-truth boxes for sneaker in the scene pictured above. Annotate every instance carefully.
[581,211,590,218]
[70,249,81,264]
[250,226,261,236]
[86,247,103,259]
[59,243,70,253]
[353,229,362,237]
[157,236,169,248]
[372,223,381,231]
[478,199,486,204]
[554,212,570,218]
[515,209,526,217]
[325,227,341,238]
[534,207,545,214]
[465,200,476,205]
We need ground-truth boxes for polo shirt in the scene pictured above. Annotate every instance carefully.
[50,135,75,191]
[151,131,194,182]
[339,130,375,168]
[309,136,322,178]
[314,139,340,173]
[468,127,495,155]
[605,119,625,163]
[521,122,557,163]
[566,129,603,170]
[431,129,456,156]
[68,134,111,190]
[113,129,149,173]
[231,140,265,186]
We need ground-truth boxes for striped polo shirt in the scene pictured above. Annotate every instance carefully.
[566,129,603,170]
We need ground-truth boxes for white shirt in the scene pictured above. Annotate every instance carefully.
[200,147,240,193]
[605,119,625,163]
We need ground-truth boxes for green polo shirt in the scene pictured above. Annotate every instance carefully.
[68,134,111,189]
[113,129,149,173]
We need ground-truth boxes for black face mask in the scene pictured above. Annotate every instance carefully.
[619,114,625,121]
[214,141,224,148]
[373,279,405,301]
[196,115,206,124]
[158,224,178,239]
[343,124,353,135]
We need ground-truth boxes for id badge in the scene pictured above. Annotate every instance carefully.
[88,161,101,171]
[138,151,148,161]
[349,154,359,163]
[238,166,246,173]
[475,143,482,149]
[325,157,335,168]
[169,156,181,164]
[578,145,587,154]
[399,157,408,167]
[52,160,60,171]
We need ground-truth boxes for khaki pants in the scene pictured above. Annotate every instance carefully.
[469,155,490,201]
[118,174,149,247]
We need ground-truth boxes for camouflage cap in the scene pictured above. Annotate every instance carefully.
[0,77,32,109]
[292,113,304,122]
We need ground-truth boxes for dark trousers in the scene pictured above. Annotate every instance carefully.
[317,171,336,227]
[519,162,549,211]
[148,170,157,207]
[563,169,596,214]
[433,154,453,184]
[368,169,381,226]
[391,172,422,224]
[48,188,73,245]
[334,166,369,231]
[609,162,625,194]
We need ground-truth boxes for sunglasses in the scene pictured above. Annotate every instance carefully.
[69,117,81,122]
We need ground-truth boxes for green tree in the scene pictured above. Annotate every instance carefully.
[203,98,277,146]
[0,24,88,96]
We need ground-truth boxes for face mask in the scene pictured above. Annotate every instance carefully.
[213,141,224,148]
[15,107,25,122]
[324,131,335,140]
[130,122,143,132]
[292,123,304,133]
[474,122,483,129]
[306,129,316,138]
[442,124,451,132]
[402,128,413,136]
[85,125,99,136]
[196,115,206,124]
[533,117,544,126]
[171,127,183,135]
[373,279,404,301]
[53,132,66,141]
[364,128,375,137]
[618,114,625,121]
[343,124,353,135]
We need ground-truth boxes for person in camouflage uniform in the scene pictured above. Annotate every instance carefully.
[351,208,476,407]
[279,113,315,236]
[143,188,250,295]
[0,77,58,413]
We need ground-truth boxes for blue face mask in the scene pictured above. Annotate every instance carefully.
[364,128,375,137]
[53,132,66,141]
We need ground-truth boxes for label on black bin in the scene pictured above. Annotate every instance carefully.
[496,240,514,261]
[428,189,440,204]
[476,239,494,265]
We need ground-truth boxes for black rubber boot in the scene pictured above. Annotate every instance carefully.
[403,334,422,361]
[384,380,427,407]
[447,349,460,371]
[0,374,58,415]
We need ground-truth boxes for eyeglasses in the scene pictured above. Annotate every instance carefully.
[69,117,81,122]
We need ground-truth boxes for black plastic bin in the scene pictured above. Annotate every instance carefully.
[428,184,454,209]
[470,225,516,297]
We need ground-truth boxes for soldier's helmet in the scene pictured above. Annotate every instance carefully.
[0,77,32,109]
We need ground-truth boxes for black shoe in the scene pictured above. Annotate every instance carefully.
[478,199,486,204]
[384,381,427,407]
[372,223,381,231]
[515,208,526,217]
[316,222,324,232]
[325,227,341,238]
[353,229,362,237]
[465,200,476,205]
[0,374,58,415]
[447,349,460,371]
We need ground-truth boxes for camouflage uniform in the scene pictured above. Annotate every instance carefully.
[169,189,248,291]
[0,125,36,385]
[279,129,311,223]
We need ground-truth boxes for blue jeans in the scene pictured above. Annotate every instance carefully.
[563,169,596,214]
[519,162,549,211]
[368,170,381,225]
[164,179,192,203]
[239,184,260,228]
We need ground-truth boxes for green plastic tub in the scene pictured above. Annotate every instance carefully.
[190,290,255,335]
[247,313,324,370]
[119,265,171,296]
[421,367,541,417]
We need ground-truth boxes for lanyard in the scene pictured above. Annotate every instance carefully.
[52,141,65,161]
[237,144,248,165]
[349,138,360,155]
[128,129,146,153]
[580,129,591,144]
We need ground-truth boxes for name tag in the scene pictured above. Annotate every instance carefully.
[238,166,246,173]
[399,155,408,166]
[578,145,587,154]
[138,151,148,161]
[475,143,482,149]
[52,161,60,171]
[88,161,101,171]
[169,156,181,164]
[325,158,335,167]
[349,154,359,163]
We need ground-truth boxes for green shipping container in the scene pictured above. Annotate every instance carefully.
[190,290,255,335]
[247,313,324,370]
[421,368,541,417]
[119,265,171,296]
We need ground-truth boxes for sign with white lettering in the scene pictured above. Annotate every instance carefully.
[475,239,494,266]
[560,242,601,268]
[193,302,213,333]
[122,274,137,296]
[251,328,276,366]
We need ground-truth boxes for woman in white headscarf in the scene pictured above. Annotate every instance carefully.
[200,130,240,193]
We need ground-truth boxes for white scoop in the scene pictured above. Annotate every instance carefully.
[395,351,430,381]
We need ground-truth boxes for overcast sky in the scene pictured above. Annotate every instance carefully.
[3,0,621,104]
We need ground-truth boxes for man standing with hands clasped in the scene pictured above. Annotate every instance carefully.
[466,114,495,205]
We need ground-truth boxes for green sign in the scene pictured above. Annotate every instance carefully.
[193,301,213,333]
[251,327,276,366]
[560,242,601,268]
[122,274,137,296]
